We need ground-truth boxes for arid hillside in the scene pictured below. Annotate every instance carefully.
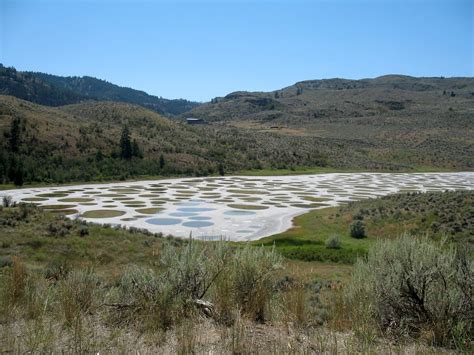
[186,75,474,169]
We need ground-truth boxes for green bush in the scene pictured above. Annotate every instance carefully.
[325,235,342,249]
[344,236,473,349]
[350,220,366,239]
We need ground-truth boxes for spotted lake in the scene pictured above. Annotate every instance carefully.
[2,172,473,241]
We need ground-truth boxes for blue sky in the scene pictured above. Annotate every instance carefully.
[1,0,472,101]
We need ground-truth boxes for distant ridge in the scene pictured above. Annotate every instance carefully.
[0,64,200,116]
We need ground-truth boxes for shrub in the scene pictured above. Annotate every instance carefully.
[350,220,366,239]
[325,235,342,249]
[47,218,73,237]
[44,257,71,281]
[77,225,89,237]
[58,268,101,326]
[112,240,230,331]
[10,256,28,302]
[344,236,473,349]
[0,256,13,268]
[229,245,282,322]
[2,195,13,207]
[160,239,229,305]
[111,241,282,329]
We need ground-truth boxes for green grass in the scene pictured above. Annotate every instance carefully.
[255,207,373,263]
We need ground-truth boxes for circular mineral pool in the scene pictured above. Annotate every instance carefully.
[146,218,182,225]
[169,212,199,217]
[182,221,214,228]
[177,207,216,212]
[188,216,212,220]
[175,201,203,207]
[223,210,256,216]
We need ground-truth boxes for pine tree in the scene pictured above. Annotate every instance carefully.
[218,163,225,176]
[95,149,104,161]
[131,139,142,158]
[119,126,132,160]
[13,160,24,187]
[9,118,21,153]
[159,154,165,169]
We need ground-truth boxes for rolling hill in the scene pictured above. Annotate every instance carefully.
[0,96,333,184]
[0,64,199,116]
[184,75,474,170]
[0,71,473,186]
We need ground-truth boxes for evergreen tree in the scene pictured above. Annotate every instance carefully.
[95,149,104,161]
[131,139,142,158]
[119,126,132,160]
[9,118,21,153]
[13,160,24,186]
[218,163,225,176]
[159,154,165,169]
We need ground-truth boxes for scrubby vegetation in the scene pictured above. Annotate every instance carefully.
[259,190,473,262]
[0,203,471,352]
[188,75,474,170]
[341,190,474,245]
[340,236,473,349]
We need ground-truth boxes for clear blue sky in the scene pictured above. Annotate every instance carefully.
[1,0,472,101]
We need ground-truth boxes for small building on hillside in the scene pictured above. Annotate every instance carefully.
[186,117,206,125]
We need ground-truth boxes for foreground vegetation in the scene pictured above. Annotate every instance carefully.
[0,198,472,352]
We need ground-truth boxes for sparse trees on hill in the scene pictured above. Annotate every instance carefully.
[120,126,143,160]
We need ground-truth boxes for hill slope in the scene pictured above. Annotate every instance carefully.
[185,75,474,169]
[32,72,200,115]
[0,96,334,184]
[0,65,86,106]
[0,64,199,115]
